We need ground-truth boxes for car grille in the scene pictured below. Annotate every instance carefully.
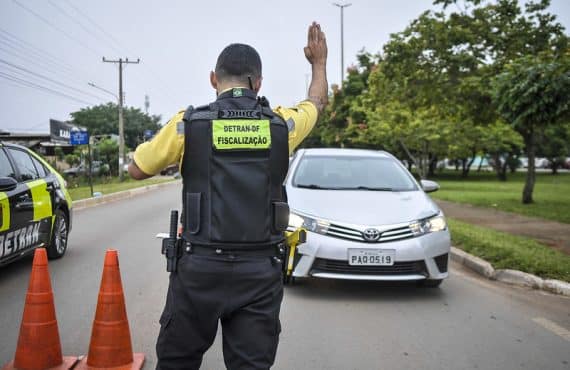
[311,258,428,276]
[325,223,414,243]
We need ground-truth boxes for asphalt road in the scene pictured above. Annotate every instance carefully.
[1,183,569,370]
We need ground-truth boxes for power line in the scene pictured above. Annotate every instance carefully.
[12,0,103,58]
[60,0,180,103]
[0,28,79,75]
[62,0,125,52]
[0,28,108,89]
[47,0,123,55]
[0,43,67,78]
[1,66,107,104]
[0,39,112,102]
[1,63,109,104]
[0,71,96,105]
[0,38,86,82]
[0,58,107,101]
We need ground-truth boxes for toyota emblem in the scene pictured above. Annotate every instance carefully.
[362,228,381,242]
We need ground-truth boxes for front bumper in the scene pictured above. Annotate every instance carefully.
[292,229,451,281]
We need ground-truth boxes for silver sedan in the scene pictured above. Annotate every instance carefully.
[286,148,451,287]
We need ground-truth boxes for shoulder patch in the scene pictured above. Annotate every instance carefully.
[286,118,295,132]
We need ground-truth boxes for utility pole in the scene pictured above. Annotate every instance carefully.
[102,57,140,180]
[144,94,150,114]
[333,2,351,88]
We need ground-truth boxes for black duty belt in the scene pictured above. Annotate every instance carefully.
[186,244,282,258]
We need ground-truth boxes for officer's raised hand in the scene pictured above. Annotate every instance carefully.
[304,22,328,66]
[304,22,329,114]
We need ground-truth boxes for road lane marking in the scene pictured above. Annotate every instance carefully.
[532,317,570,342]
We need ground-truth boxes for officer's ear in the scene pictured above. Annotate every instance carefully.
[210,71,218,90]
[254,76,262,93]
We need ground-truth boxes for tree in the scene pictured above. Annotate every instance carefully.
[537,123,570,175]
[480,121,523,180]
[361,9,482,178]
[97,138,120,176]
[64,153,80,168]
[54,146,64,161]
[70,103,162,149]
[305,0,568,185]
[492,54,570,203]
[303,52,380,149]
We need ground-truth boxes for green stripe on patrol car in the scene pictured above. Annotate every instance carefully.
[212,120,271,150]
[0,193,10,232]
[26,179,52,221]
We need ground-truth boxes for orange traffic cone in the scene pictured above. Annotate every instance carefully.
[75,250,144,370]
[2,248,77,370]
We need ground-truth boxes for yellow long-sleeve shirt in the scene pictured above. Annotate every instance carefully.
[133,99,318,176]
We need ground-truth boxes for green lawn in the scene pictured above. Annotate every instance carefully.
[68,177,176,201]
[429,171,570,223]
[448,218,570,282]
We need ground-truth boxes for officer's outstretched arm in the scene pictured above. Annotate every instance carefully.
[304,22,328,115]
[128,161,152,180]
[128,111,185,180]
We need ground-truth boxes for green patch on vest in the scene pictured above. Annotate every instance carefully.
[212,120,271,150]
[232,88,243,97]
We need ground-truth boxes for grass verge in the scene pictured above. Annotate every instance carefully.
[430,171,570,224]
[448,218,570,282]
[68,177,176,201]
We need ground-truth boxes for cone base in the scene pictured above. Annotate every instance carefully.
[2,356,79,370]
[74,353,145,370]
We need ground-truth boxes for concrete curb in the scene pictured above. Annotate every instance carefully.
[450,247,570,297]
[72,180,181,210]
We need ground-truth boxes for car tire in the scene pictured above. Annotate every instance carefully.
[46,209,69,259]
[417,279,443,288]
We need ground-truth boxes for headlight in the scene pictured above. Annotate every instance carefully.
[289,213,305,228]
[288,212,330,234]
[409,213,447,236]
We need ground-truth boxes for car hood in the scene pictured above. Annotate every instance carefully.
[287,187,440,226]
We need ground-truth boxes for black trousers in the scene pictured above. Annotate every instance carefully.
[156,252,284,370]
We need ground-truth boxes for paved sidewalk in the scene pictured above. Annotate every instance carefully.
[435,199,570,255]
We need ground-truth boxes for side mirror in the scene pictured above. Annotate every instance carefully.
[420,179,440,193]
[0,177,18,192]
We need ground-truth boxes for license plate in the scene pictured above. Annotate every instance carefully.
[348,249,395,266]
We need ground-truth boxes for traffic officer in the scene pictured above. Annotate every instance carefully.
[128,22,328,370]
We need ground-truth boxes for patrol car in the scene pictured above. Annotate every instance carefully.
[0,142,73,266]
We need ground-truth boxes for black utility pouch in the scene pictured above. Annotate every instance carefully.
[185,192,201,234]
[272,202,290,232]
[210,154,271,242]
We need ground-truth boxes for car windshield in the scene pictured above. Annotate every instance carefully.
[293,155,417,191]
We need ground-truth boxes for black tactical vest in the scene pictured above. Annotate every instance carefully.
[181,88,290,250]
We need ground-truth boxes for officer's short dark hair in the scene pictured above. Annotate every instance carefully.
[215,44,262,84]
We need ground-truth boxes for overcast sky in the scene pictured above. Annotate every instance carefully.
[1,0,569,133]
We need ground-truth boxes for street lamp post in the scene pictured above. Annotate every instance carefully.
[333,2,351,88]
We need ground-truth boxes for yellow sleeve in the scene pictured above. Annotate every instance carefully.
[133,111,185,176]
[273,100,318,155]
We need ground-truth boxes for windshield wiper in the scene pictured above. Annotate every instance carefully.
[335,186,395,191]
[296,184,394,191]
[296,184,329,189]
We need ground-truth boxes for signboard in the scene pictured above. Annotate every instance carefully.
[69,130,89,145]
[50,119,84,144]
